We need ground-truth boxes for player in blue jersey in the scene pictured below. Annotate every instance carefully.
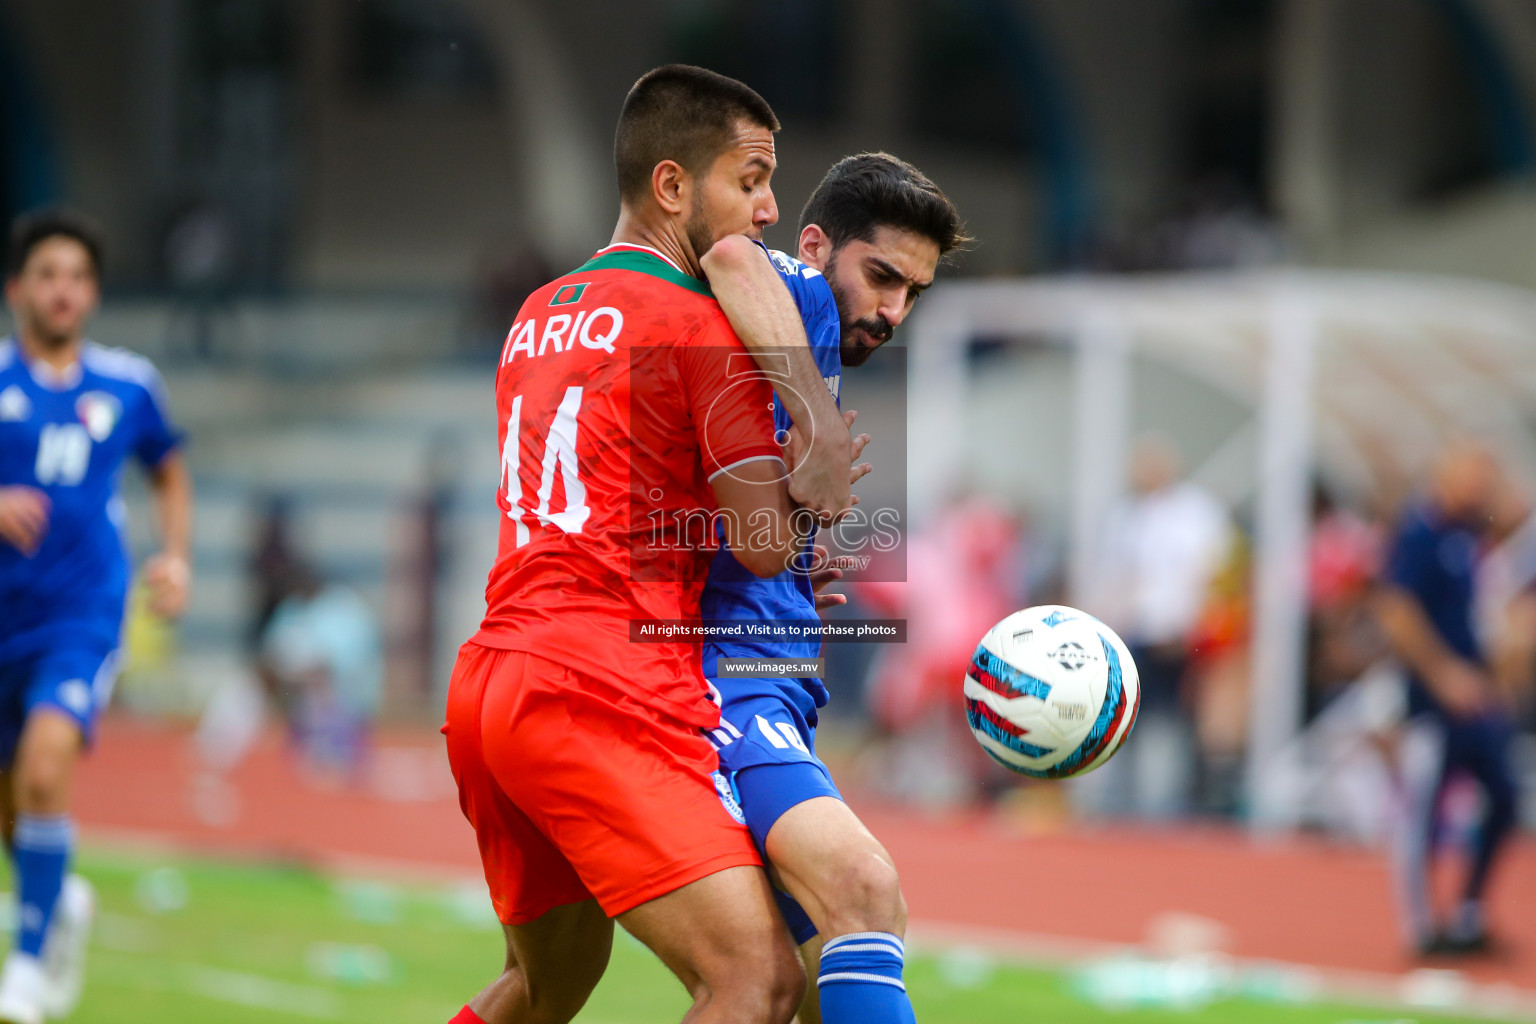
[699,154,967,1024]
[0,210,192,1024]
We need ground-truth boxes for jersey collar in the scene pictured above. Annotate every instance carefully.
[593,242,686,275]
[8,335,83,391]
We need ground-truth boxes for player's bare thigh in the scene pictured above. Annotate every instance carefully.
[619,864,804,1024]
[478,866,804,1024]
[763,796,907,940]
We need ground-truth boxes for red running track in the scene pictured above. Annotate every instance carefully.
[74,716,1536,990]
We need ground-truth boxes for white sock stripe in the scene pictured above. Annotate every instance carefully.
[13,818,74,849]
[821,931,905,955]
[816,971,907,991]
[819,942,904,958]
[12,828,72,842]
[13,836,72,853]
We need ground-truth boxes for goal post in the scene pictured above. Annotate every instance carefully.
[904,269,1536,828]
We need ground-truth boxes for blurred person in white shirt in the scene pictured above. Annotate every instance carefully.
[1075,433,1232,819]
[260,561,383,782]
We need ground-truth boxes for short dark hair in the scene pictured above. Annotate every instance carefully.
[799,153,969,260]
[614,65,780,203]
[6,208,104,279]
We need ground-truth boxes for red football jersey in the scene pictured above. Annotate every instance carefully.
[472,243,781,727]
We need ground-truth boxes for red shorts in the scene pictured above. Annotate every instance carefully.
[443,642,759,925]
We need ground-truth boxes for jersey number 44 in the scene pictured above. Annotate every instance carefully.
[499,385,590,548]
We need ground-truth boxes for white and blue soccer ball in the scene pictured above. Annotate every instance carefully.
[964,605,1140,779]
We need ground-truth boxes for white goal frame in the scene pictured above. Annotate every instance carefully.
[904,269,1536,827]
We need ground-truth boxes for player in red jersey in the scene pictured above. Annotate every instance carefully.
[444,66,840,1024]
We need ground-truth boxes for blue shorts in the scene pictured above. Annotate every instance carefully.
[0,643,118,765]
[706,680,842,945]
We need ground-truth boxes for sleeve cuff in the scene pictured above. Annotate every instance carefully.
[705,445,785,482]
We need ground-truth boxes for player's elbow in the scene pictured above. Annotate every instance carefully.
[1371,586,1414,631]
[724,515,802,578]
[711,469,804,577]
[732,541,797,579]
[699,233,761,281]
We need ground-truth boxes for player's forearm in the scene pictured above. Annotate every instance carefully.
[149,452,194,559]
[701,236,840,433]
[710,461,809,578]
[1373,587,1462,682]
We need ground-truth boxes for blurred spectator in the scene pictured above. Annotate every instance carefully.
[1374,442,1519,957]
[1306,486,1388,717]
[858,496,1026,805]
[259,560,384,783]
[1477,476,1536,727]
[1184,530,1251,816]
[163,202,239,359]
[1075,433,1232,820]
[467,242,553,351]
[1151,175,1288,270]
[1090,175,1288,273]
[246,495,301,653]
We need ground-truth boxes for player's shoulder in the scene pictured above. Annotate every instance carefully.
[1397,501,1441,537]
[1388,503,1443,555]
[0,337,15,374]
[765,247,819,280]
[80,341,166,391]
[766,248,835,309]
[765,248,828,293]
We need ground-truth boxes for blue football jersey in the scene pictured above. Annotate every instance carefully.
[701,246,842,719]
[0,338,183,662]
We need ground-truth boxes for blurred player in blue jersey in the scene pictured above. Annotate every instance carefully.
[700,154,966,1024]
[0,210,192,1023]
[1376,442,1519,959]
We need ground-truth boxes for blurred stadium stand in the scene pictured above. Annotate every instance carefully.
[4,0,1536,825]
[109,319,502,719]
[4,0,1534,287]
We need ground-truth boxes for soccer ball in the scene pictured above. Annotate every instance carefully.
[964,605,1140,779]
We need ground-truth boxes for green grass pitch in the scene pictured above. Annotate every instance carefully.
[55,848,1500,1023]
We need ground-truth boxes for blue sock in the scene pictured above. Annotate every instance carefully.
[12,814,73,959]
[818,931,917,1024]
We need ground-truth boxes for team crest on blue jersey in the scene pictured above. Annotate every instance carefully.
[76,392,122,441]
[767,248,821,280]
[711,771,746,824]
[0,385,29,421]
[56,679,92,716]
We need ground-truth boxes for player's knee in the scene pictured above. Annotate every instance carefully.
[515,967,597,1024]
[13,750,73,812]
[750,936,807,1024]
[700,925,805,1023]
[823,853,906,936]
[768,955,807,1023]
[522,993,584,1024]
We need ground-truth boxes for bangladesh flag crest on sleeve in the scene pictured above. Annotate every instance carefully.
[550,282,588,306]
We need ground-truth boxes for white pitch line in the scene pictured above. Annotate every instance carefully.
[905,918,1536,1023]
[77,828,1536,1021]
[179,964,344,1020]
